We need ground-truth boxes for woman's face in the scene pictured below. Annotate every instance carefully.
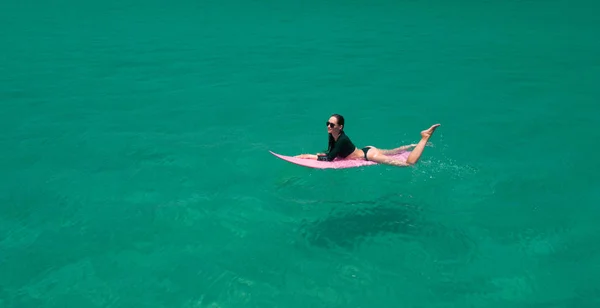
[326,116,341,134]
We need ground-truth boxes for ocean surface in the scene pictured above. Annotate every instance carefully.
[1,0,599,307]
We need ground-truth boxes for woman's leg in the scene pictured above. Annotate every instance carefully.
[365,124,440,167]
[378,144,417,155]
[406,124,440,165]
[378,142,435,155]
[366,149,411,167]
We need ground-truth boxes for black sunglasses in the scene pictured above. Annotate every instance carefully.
[326,121,336,128]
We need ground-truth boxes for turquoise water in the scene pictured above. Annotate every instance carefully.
[2,0,599,307]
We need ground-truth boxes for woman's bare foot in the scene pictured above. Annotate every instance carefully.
[421,124,441,138]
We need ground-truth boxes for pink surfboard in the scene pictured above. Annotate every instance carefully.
[269,150,411,169]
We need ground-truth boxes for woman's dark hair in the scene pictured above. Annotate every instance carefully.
[327,114,345,152]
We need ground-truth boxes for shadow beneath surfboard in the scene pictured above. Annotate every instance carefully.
[296,194,476,257]
[297,198,422,250]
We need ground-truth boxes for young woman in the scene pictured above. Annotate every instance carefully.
[295,114,440,167]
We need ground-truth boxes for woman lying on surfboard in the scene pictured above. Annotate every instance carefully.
[294,114,440,167]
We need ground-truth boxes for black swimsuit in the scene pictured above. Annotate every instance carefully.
[361,146,373,161]
[317,132,357,161]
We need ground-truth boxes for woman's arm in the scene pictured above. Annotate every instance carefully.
[294,154,319,160]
